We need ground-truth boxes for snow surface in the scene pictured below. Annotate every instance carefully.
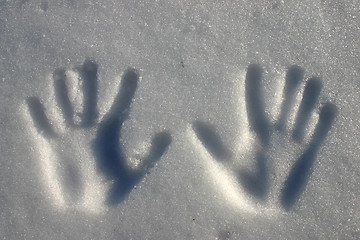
[1,0,360,239]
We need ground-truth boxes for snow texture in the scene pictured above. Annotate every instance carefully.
[1,0,360,239]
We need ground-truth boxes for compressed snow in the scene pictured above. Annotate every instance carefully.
[1,0,360,239]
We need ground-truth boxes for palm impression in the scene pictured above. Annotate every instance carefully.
[191,64,337,212]
[26,59,171,211]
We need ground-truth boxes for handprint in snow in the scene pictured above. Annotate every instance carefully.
[26,59,171,210]
[191,64,337,211]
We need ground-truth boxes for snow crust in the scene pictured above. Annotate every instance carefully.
[1,0,360,239]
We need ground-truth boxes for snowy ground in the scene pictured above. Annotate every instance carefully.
[1,0,360,239]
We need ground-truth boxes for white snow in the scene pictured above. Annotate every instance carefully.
[1,0,360,239]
